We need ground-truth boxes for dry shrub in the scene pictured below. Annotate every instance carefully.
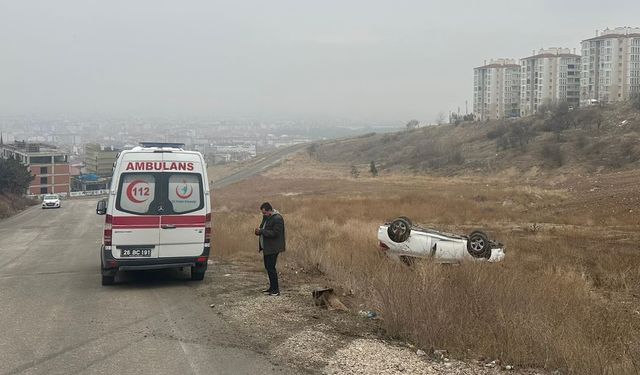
[373,260,633,373]
[0,193,37,218]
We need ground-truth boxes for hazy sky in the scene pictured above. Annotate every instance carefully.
[1,1,639,121]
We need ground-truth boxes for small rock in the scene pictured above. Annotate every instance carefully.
[433,349,448,359]
[209,304,215,308]
[358,310,377,319]
[505,365,514,370]
[416,349,426,356]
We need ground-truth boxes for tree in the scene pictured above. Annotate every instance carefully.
[463,113,475,122]
[436,112,446,125]
[405,119,419,131]
[632,93,640,111]
[307,143,319,158]
[0,156,34,194]
[369,161,378,177]
[350,165,360,179]
[554,101,570,116]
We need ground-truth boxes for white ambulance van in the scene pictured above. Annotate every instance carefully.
[96,142,211,285]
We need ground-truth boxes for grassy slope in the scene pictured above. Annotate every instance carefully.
[0,193,37,219]
[313,102,640,175]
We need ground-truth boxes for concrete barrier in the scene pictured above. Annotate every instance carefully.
[27,190,110,200]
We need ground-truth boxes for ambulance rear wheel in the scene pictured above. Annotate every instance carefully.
[101,275,115,286]
[191,268,205,281]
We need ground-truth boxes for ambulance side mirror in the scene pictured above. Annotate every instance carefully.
[96,199,107,215]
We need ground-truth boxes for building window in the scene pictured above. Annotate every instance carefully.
[40,176,47,184]
[40,187,48,194]
[41,166,48,174]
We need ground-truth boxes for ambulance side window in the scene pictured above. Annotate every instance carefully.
[167,174,203,214]
[116,173,156,214]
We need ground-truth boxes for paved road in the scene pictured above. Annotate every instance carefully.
[212,143,309,189]
[0,200,293,375]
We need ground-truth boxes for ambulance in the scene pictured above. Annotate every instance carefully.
[96,142,211,285]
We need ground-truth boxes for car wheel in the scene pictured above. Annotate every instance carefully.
[387,217,412,243]
[398,216,413,227]
[191,268,205,281]
[101,275,115,286]
[467,231,491,258]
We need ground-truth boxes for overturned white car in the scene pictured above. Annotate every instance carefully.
[378,217,505,264]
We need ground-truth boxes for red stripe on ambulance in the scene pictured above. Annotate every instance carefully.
[111,215,205,229]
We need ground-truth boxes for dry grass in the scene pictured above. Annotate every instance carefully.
[0,193,37,219]
[211,165,640,374]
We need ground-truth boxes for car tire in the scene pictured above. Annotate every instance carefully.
[398,216,413,227]
[387,217,412,243]
[191,268,205,281]
[467,231,491,258]
[101,275,115,286]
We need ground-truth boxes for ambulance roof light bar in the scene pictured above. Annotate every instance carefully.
[139,142,185,149]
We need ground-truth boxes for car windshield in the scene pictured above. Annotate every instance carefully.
[44,195,58,200]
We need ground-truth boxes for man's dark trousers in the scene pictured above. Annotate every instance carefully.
[263,253,279,292]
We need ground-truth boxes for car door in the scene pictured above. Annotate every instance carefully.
[157,156,206,258]
[111,164,162,260]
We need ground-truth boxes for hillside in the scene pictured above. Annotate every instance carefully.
[311,102,640,175]
[0,194,37,219]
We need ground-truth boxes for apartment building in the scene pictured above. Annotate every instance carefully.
[0,141,70,195]
[84,143,119,177]
[580,26,640,105]
[520,48,581,116]
[474,59,521,120]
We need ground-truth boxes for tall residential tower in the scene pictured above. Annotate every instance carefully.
[473,59,521,120]
[580,27,640,105]
[520,48,581,116]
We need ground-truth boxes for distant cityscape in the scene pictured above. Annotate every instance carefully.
[474,26,640,120]
[0,116,400,197]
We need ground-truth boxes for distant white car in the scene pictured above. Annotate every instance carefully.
[42,194,61,209]
[378,217,505,264]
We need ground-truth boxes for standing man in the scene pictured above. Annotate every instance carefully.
[255,202,285,296]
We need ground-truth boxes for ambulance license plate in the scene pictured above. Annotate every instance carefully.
[120,248,152,257]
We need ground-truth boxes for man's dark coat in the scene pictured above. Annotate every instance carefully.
[259,213,286,255]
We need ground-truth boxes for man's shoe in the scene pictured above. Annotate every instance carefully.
[269,291,280,296]
[261,288,271,294]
